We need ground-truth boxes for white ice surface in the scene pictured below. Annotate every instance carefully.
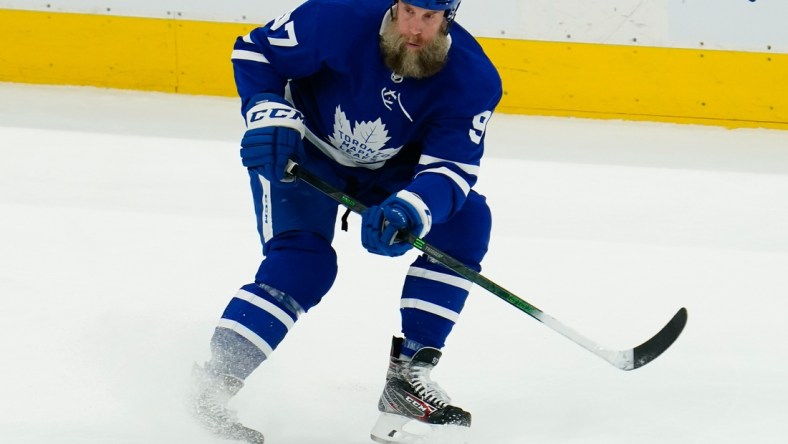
[1,82,787,443]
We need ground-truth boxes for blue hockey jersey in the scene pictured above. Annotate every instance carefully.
[232,0,502,223]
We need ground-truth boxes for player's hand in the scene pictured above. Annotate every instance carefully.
[240,93,305,186]
[361,191,432,257]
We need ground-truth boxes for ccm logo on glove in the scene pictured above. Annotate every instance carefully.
[245,97,306,136]
[248,106,304,130]
[241,93,305,185]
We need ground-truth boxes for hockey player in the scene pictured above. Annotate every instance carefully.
[190,0,502,442]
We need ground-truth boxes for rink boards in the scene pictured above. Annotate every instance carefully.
[1,8,786,130]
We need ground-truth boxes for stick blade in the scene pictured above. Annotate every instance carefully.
[621,307,688,371]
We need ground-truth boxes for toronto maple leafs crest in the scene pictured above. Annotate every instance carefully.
[327,105,402,166]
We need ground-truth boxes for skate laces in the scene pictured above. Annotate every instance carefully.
[409,363,451,407]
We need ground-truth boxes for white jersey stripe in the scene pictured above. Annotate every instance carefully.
[419,154,480,176]
[400,298,460,323]
[416,166,471,196]
[232,49,269,64]
[407,266,473,291]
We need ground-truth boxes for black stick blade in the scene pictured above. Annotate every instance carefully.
[629,307,688,370]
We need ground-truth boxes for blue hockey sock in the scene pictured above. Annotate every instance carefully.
[209,283,303,380]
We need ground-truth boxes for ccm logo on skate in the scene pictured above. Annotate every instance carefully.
[405,394,434,416]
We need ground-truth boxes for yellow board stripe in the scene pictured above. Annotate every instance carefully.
[1,10,177,92]
[2,8,786,130]
[0,9,254,95]
[480,38,788,129]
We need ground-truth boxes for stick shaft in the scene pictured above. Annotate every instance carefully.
[287,162,687,370]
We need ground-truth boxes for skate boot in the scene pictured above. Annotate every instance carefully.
[370,337,471,443]
[189,364,265,444]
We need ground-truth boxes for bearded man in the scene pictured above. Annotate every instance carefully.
[189,1,502,442]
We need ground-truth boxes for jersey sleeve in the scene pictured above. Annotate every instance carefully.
[405,86,502,224]
[231,1,350,111]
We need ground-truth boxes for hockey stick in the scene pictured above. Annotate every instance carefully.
[286,161,687,371]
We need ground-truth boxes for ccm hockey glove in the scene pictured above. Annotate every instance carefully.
[240,93,305,185]
[361,190,432,257]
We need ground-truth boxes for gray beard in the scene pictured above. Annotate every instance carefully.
[379,19,450,79]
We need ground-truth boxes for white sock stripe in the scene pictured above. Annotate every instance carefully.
[400,298,460,323]
[236,288,296,329]
[407,266,473,291]
[216,319,275,357]
[231,49,269,63]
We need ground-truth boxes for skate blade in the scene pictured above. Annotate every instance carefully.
[198,422,263,444]
[193,415,264,444]
[370,412,469,444]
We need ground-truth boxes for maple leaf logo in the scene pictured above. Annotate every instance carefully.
[327,105,399,166]
[353,119,390,151]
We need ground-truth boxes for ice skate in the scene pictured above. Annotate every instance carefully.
[370,338,471,443]
[189,364,265,444]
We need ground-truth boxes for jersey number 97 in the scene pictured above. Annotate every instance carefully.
[469,111,493,144]
[268,11,299,47]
